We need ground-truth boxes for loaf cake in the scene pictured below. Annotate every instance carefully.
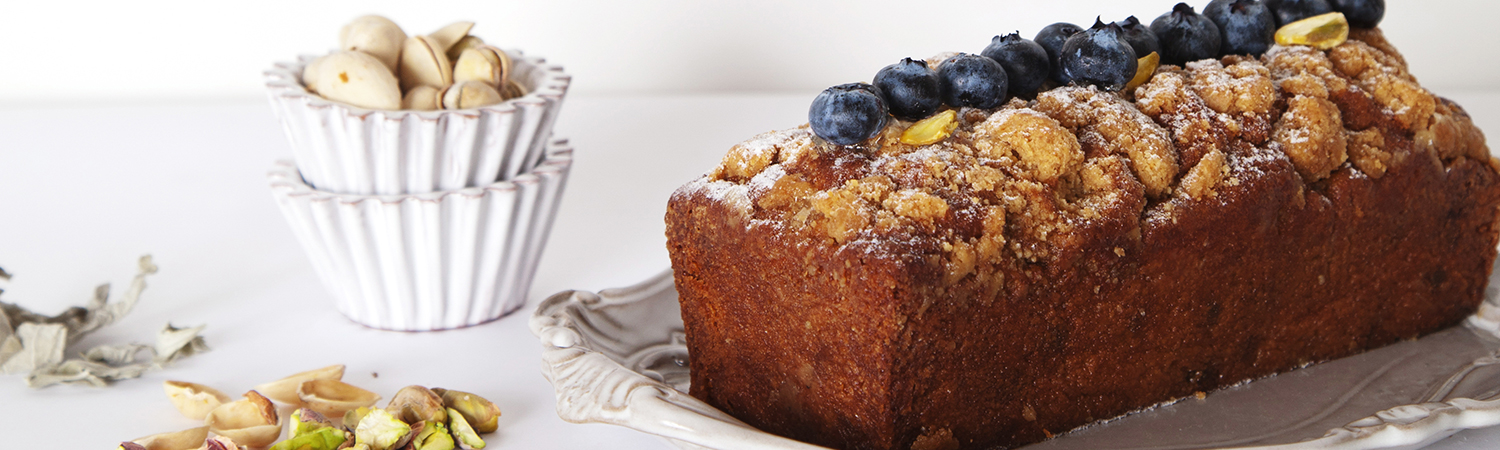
[665,26,1499,450]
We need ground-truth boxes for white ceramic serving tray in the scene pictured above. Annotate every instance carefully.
[531,265,1500,450]
[272,139,572,331]
[264,49,571,195]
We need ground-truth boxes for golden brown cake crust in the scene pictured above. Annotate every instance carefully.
[667,32,1500,450]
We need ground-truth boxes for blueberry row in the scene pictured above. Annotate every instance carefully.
[809,0,1385,146]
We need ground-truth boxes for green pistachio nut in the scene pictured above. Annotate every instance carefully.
[413,421,455,450]
[292,407,334,439]
[355,409,412,450]
[437,389,501,434]
[447,407,486,449]
[269,427,349,450]
[343,406,372,431]
[385,386,447,424]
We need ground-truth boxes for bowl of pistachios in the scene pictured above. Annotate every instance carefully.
[263,15,571,196]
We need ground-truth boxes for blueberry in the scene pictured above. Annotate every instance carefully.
[1330,0,1384,28]
[1115,16,1162,58]
[980,33,1051,97]
[937,54,1009,109]
[1150,3,1223,66]
[1035,22,1084,83]
[1266,0,1333,27]
[808,83,888,146]
[873,58,942,121]
[1060,19,1139,91]
[1204,0,1277,57]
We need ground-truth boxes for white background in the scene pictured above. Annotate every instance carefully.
[0,0,1496,104]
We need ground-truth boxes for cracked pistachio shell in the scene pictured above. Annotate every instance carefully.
[270,426,349,450]
[203,436,239,450]
[291,407,335,439]
[447,408,485,449]
[340,15,407,73]
[306,52,402,110]
[445,36,484,62]
[386,386,446,424]
[441,81,504,110]
[435,389,500,434]
[452,46,510,89]
[162,380,230,421]
[129,426,208,450]
[299,379,383,418]
[254,364,345,405]
[412,421,454,450]
[427,21,475,51]
[204,391,282,448]
[355,409,412,450]
[399,35,453,92]
[402,85,442,111]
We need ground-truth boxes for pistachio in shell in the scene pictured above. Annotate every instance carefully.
[129,426,208,450]
[355,408,412,450]
[500,79,528,100]
[445,36,485,62]
[162,380,230,421]
[204,391,282,449]
[299,379,383,418]
[385,386,447,424]
[402,85,442,111]
[427,21,475,51]
[434,389,501,434]
[340,15,407,73]
[253,364,345,405]
[399,35,454,92]
[305,52,402,110]
[452,46,510,89]
[441,81,504,110]
[270,426,349,450]
[447,407,485,449]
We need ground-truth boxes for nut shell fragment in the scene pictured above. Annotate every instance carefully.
[340,15,407,72]
[399,36,454,92]
[130,426,208,450]
[205,391,283,449]
[386,385,447,424]
[254,364,345,405]
[299,379,383,418]
[436,389,501,434]
[428,21,475,51]
[441,81,504,110]
[163,380,230,420]
[203,436,240,450]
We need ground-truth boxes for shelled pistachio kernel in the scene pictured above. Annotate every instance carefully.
[442,81,504,109]
[399,35,454,92]
[900,110,958,145]
[435,388,501,434]
[446,35,485,62]
[403,85,442,111]
[1126,51,1160,92]
[339,15,407,72]
[304,52,402,110]
[1275,12,1349,50]
[453,46,510,88]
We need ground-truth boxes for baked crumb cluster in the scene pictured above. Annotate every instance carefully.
[690,30,1488,282]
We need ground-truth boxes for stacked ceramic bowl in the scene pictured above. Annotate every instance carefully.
[264,48,572,331]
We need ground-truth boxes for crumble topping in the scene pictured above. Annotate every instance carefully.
[681,35,1488,285]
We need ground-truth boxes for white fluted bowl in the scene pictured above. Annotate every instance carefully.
[269,139,573,331]
[265,49,570,195]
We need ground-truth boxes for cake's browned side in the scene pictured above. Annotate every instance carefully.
[667,31,1500,450]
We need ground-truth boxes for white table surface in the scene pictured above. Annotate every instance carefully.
[3,91,1500,449]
